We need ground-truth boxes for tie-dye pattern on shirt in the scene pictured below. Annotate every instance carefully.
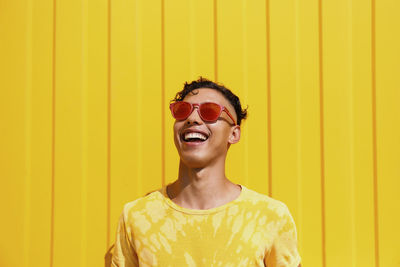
[111,185,301,267]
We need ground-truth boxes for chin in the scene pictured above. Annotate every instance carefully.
[180,154,210,169]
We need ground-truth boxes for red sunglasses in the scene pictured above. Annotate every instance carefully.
[170,101,237,125]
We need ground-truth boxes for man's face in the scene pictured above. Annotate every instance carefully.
[173,88,241,168]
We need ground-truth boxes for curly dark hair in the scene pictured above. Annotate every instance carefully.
[171,77,248,125]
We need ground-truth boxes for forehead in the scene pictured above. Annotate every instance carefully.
[182,88,229,105]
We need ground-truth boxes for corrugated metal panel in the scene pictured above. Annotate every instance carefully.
[375,1,400,266]
[1,0,399,266]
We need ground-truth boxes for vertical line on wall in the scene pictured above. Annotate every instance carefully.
[50,0,56,265]
[81,0,88,264]
[189,0,195,77]
[348,1,356,266]
[135,0,142,195]
[371,0,379,266]
[213,0,218,81]
[106,0,112,248]
[24,1,33,266]
[318,0,326,266]
[161,0,166,188]
[242,0,249,185]
[294,0,303,242]
[265,0,272,197]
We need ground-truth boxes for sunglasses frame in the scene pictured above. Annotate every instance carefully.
[170,101,237,125]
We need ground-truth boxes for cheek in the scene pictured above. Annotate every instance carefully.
[173,123,179,140]
[173,121,181,135]
[173,121,185,146]
[209,127,231,145]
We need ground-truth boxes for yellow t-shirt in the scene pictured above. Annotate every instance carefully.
[111,185,301,267]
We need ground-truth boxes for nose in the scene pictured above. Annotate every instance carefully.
[185,105,203,125]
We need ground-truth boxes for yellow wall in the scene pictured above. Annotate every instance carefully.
[1,0,399,266]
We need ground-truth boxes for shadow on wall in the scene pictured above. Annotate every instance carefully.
[105,244,114,267]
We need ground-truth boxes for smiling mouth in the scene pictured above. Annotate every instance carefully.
[181,132,209,143]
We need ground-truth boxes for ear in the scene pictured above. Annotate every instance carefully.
[228,125,241,144]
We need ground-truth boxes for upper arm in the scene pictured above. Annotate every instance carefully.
[111,211,139,267]
[263,205,301,267]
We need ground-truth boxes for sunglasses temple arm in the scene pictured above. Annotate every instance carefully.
[223,110,237,125]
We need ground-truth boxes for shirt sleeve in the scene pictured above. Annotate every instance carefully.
[111,209,139,267]
[264,204,301,267]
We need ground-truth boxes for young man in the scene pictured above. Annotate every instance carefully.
[111,78,301,266]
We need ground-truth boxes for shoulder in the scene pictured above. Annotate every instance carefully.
[241,186,292,219]
[120,189,165,220]
[241,187,298,239]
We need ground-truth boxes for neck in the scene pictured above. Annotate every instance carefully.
[166,160,241,210]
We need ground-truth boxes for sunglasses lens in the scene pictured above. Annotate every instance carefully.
[172,102,192,120]
[199,103,221,121]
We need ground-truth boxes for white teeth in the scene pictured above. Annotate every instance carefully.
[184,132,207,141]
